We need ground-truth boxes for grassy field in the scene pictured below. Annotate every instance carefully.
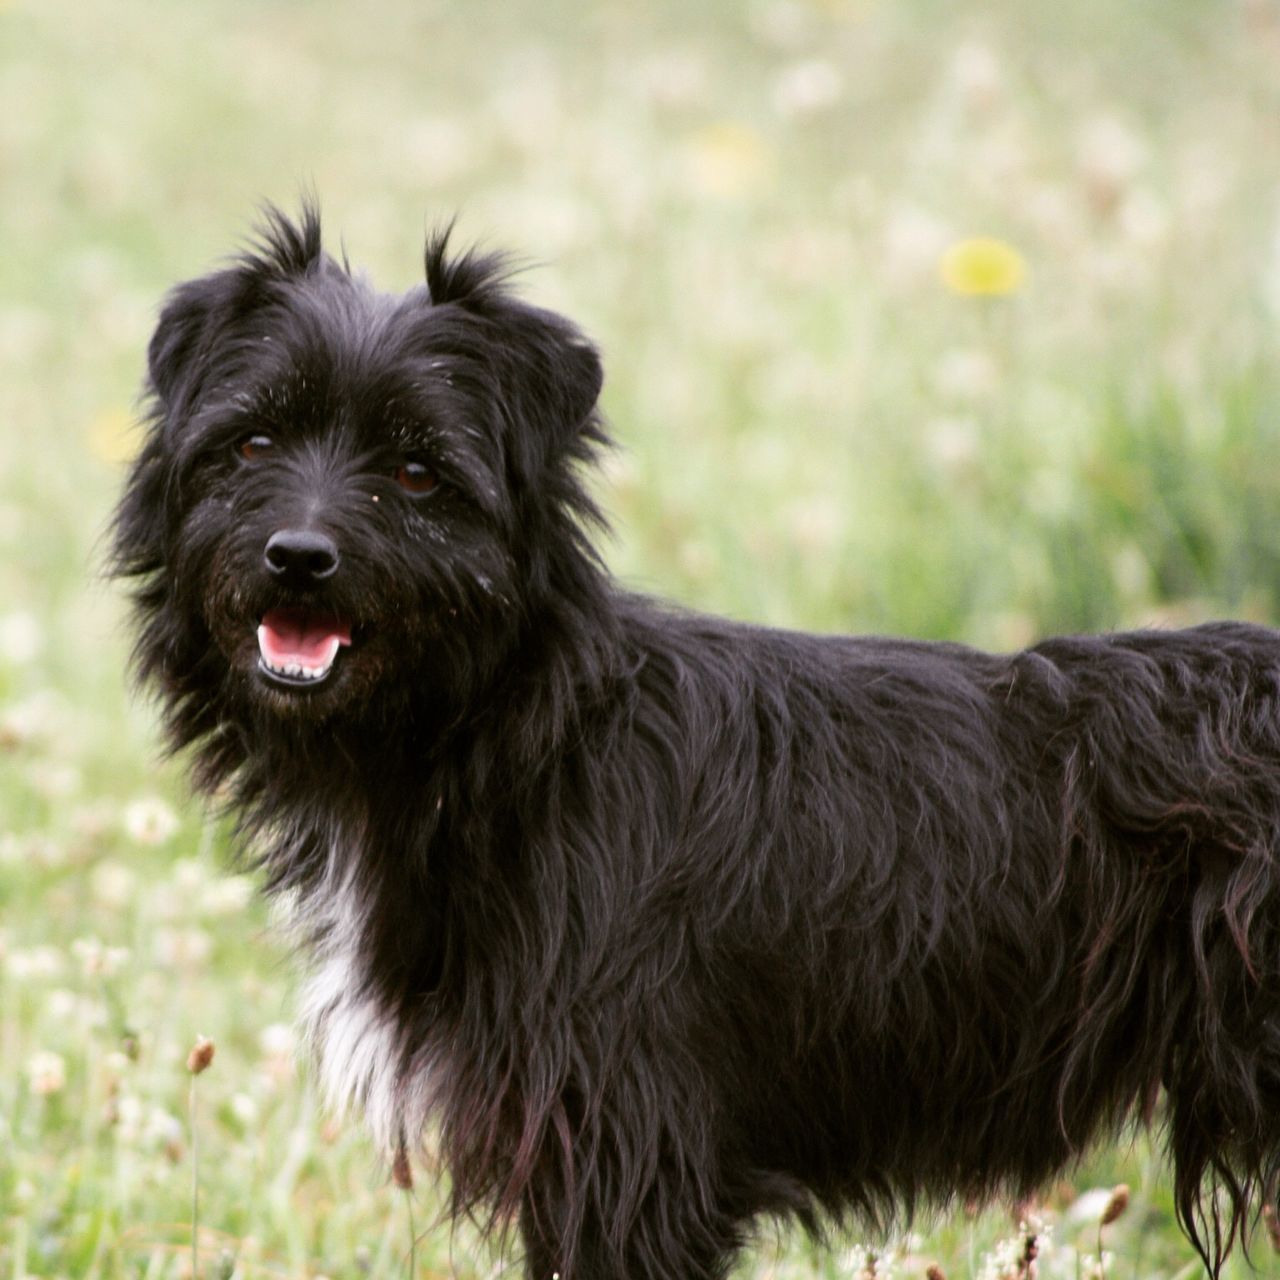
[3,0,1280,1275]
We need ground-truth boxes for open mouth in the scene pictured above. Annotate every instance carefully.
[256,606,353,690]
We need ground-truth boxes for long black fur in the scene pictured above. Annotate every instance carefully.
[114,205,1280,1278]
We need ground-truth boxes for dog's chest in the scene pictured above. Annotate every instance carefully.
[287,855,410,1155]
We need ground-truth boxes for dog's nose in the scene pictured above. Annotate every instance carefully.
[264,529,340,585]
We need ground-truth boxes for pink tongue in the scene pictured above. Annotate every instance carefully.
[258,607,352,667]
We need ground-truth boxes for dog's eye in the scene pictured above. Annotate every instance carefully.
[238,435,274,462]
[394,461,438,496]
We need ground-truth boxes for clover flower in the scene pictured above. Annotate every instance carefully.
[123,796,180,846]
[27,1049,67,1096]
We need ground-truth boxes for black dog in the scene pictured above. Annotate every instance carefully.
[115,206,1280,1278]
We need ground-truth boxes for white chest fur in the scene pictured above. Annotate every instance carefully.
[277,841,409,1156]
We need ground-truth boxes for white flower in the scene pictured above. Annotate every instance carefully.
[25,761,81,800]
[933,348,999,402]
[123,796,179,846]
[841,1244,898,1279]
[113,1093,146,1141]
[259,1022,294,1055]
[1066,1187,1117,1224]
[27,1050,67,1095]
[259,1022,296,1060]
[1077,115,1146,213]
[950,41,1004,112]
[152,927,212,968]
[44,988,107,1029]
[6,945,64,981]
[0,611,42,664]
[0,688,66,748]
[27,834,69,869]
[772,59,843,118]
[925,416,980,472]
[72,801,117,841]
[143,1104,183,1150]
[71,936,130,978]
[977,1233,1024,1280]
[204,874,254,916]
[90,860,137,909]
[171,857,206,892]
[257,1021,297,1085]
[102,1051,131,1082]
[883,205,952,281]
[229,1092,260,1126]
[115,1097,183,1153]
[46,988,79,1021]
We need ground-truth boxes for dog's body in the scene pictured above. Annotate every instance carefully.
[115,208,1280,1278]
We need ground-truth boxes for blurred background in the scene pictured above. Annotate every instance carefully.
[2,0,1280,1276]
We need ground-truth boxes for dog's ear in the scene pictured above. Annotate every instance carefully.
[149,204,325,424]
[423,229,604,454]
[147,271,247,422]
[494,301,604,445]
[118,206,327,583]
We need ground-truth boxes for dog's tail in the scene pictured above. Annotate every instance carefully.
[1162,813,1280,1274]
[1040,623,1280,1274]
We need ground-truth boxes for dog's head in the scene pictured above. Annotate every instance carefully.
[114,206,606,766]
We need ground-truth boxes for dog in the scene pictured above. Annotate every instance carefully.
[114,205,1280,1278]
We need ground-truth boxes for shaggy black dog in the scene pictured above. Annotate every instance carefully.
[115,206,1280,1279]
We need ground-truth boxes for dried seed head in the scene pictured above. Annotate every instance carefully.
[186,1035,215,1075]
[392,1144,414,1190]
[926,1266,947,1280]
[1022,1232,1040,1268]
[1100,1184,1130,1226]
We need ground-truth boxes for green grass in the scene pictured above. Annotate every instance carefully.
[3,0,1280,1274]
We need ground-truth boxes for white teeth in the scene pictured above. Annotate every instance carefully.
[260,655,336,682]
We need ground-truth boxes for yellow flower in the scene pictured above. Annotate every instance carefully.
[939,237,1027,296]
